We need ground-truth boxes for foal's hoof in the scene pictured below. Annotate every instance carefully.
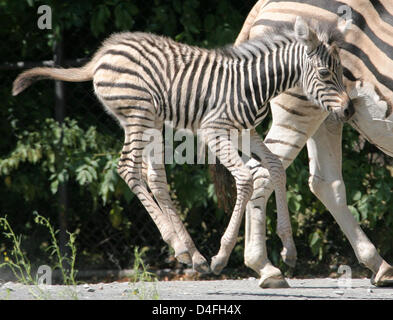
[193,260,211,274]
[281,249,297,268]
[175,251,192,265]
[282,255,297,268]
[192,253,211,274]
[210,255,228,275]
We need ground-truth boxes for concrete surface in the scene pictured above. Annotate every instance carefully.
[1,278,393,300]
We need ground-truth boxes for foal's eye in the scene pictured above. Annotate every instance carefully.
[318,68,331,79]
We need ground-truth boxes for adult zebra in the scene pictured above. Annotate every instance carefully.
[225,0,393,287]
[12,18,351,275]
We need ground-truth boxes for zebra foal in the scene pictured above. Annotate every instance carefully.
[13,16,352,274]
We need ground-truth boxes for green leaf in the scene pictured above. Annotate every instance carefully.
[50,180,59,194]
[309,230,323,258]
[109,202,123,229]
[348,205,360,222]
[309,231,320,247]
[352,191,362,202]
[288,193,301,212]
[357,202,368,220]
[99,164,117,204]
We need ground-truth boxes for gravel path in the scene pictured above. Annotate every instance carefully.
[1,278,393,300]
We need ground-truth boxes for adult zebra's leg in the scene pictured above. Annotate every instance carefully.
[307,117,393,287]
[143,139,210,273]
[243,91,329,287]
[203,128,254,275]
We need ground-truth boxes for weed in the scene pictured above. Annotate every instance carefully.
[33,212,77,286]
[0,213,78,299]
[127,246,160,300]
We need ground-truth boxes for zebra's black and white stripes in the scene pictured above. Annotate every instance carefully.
[13,16,351,274]
[94,26,351,134]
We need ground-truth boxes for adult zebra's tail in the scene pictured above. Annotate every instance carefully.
[12,60,96,96]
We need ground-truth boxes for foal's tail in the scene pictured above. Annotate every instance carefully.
[12,59,96,96]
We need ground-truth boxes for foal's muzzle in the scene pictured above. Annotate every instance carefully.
[331,95,355,122]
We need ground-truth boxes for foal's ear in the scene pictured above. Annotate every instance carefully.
[294,16,319,54]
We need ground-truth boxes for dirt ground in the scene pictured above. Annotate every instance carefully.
[1,277,393,300]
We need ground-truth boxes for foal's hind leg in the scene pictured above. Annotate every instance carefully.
[141,156,191,266]
[123,116,209,273]
[115,109,189,265]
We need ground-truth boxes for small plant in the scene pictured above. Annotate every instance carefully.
[128,246,160,300]
[33,213,78,286]
[0,213,79,299]
[0,216,35,285]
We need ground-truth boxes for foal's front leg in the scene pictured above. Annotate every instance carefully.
[244,157,290,288]
[249,130,297,268]
[202,128,254,274]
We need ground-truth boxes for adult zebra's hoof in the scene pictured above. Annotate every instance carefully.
[259,275,290,288]
[371,261,393,287]
[258,264,290,288]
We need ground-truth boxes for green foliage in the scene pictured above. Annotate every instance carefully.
[0,213,78,287]
[33,212,78,285]
[0,118,124,207]
[0,215,34,285]
[168,163,216,212]
[128,246,160,300]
